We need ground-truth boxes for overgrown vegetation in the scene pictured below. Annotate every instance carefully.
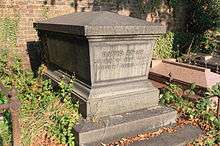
[0,17,19,48]
[155,0,220,57]
[0,1,219,145]
[95,0,165,18]
[97,0,220,58]
[153,32,175,59]
[171,0,220,55]
[0,49,79,146]
[160,83,220,145]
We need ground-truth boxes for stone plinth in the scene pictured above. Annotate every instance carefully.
[75,106,176,145]
[34,11,176,145]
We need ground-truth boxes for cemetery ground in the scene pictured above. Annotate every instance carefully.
[0,50,220,146]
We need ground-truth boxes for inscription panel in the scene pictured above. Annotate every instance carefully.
[94,42,152,81]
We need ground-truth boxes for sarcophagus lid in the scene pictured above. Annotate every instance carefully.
[34,11,166,36]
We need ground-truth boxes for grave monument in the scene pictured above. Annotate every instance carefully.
[34,11,177,145]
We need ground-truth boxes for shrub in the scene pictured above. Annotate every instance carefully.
[0,49,79,145]
[160,83,220,145]
[173,0,220,54]
[153,32,175,59]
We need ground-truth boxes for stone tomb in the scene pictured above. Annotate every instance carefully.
[34,11,177,145]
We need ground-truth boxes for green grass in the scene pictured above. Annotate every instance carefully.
[0,120,11,146]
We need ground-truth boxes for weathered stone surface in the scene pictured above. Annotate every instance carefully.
[74,106,177,146]
[34,11,166,36]
[37,12,164,118]
[150,60,220,89]
[88,35,156,83]
[35,11,176,146]
[47,69,159,118]
[130,125,203,146]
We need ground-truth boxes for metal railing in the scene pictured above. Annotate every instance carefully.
[0,83,21,146]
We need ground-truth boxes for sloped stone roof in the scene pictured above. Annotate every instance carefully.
[34,11,166,36]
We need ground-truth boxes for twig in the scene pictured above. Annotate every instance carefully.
[187,36,195,56]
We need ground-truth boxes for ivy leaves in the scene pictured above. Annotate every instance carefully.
[153,32,175,59]
[0,49,79,145]
[160,83,220,145]
[207,84,220,97]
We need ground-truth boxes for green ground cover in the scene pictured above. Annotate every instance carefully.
[160,83,220,145]
[0,49,79,146]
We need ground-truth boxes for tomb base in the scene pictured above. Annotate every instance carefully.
[74,106,177,146]
[46,69,160,118]
[45,70,177,146]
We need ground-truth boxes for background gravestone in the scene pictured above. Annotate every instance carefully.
[34,11,177,145]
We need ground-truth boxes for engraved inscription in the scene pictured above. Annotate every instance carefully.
[94,43,152,81]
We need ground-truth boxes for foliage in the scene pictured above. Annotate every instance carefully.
[0,17,19,48]
[0,48,8,77]
[188,0,220,34]
[193,30,217,54]
[0,93,7,105]
[105,0,219,55]
[49,114,76,146]
[153,32,175,59]
[0,92,11,145]
[96,0,162,18]
[96,0,162,11]
[0,49,79,145]
[207,83,220,97]
[171,32,193,55]
[48,80,78,146]
[168,0,220,32]
[97,0,219,55]
[0,120,11,145]
[160,83,220,145]
[131,0,162,18]
[95,0,128,6]
[173,0,220,54]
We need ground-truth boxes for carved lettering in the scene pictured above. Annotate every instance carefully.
[94,43,151,81]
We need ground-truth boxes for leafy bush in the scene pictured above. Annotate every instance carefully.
[0,49,79,145]
[160,83,220,145]
[172,32,194,55]
[187,0,220,34]
[0,120,11,145]
[153,32,175,59]
[173,0,220,54]
[0,92,7,105]
[0,92,11,145]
